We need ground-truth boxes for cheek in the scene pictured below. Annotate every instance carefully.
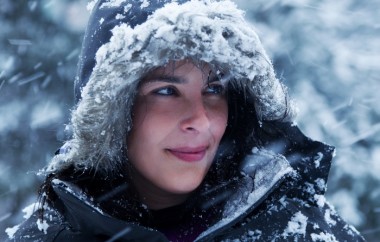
[210,102,228,141]
[130,97,172,135]
[129,97,146,132]
[127,99,148,157]
[128,98,175,149]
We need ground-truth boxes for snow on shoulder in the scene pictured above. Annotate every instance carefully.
[5,202,40,239]
[282,211,308,239]
[5,225,20,240]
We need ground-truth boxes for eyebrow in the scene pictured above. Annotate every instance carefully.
[142,72,222,85]
[144,75,187,84]
[207,74,221,84]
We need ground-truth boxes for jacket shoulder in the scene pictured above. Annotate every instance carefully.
[6,179,170,242]
[214,191,366,241]
[260,122,335,202]
[5,203,66,242]
[207,123,365,241]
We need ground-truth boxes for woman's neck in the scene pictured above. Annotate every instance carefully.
[129,169,191,210]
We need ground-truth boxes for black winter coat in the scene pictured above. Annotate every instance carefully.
[6,124,365,242]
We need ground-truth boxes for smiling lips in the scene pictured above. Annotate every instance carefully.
[168,146,207,162]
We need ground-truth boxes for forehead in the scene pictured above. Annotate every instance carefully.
[144,59,212,79]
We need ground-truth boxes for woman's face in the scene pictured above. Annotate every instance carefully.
[127,60,228,208]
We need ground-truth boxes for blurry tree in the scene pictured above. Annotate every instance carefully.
[0,0,88,235]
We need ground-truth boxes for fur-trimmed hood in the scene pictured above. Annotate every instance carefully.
[47,0,297,172]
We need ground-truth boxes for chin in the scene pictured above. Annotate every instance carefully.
[166,178,203,195]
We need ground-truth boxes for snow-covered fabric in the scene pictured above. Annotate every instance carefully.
[46,0,297,173]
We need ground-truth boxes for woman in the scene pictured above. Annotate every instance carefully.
[6,0,365,241]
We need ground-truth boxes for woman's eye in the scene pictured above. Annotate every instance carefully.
[205,84,225,95]
[153,86,177,96]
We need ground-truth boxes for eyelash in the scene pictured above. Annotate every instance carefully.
[204,84,225,95]
[152,86,178,96]
[151,84,225,96]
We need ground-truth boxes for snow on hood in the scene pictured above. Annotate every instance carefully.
[47,0,297,172]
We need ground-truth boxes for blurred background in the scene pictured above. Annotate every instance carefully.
[0,0,379,241]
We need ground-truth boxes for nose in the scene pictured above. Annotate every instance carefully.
[180,99,210,133]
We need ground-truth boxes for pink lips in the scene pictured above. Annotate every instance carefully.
[168,146,207,162]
